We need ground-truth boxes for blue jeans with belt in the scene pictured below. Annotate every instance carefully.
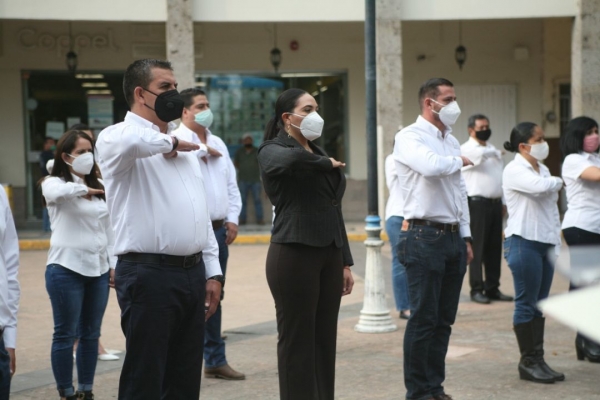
[504,235,555,325]
[204,226,229,368]
[45,264,110,397]
[385,216,410,311]
[398,224,466,400]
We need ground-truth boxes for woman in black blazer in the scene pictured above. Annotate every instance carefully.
[257,88,354,400]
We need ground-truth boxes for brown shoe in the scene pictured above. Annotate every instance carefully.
[434,394,453,400]
[204,364,246,380]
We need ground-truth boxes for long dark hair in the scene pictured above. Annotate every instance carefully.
[503,122,538,153]
[263,88,307,141]
[560,116,599,160]
[40,130,105,202]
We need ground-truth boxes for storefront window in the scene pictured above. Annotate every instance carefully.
[195,73,348,162]
[22,71,128,222]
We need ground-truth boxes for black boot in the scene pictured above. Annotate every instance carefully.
[532,317,565,381]
[513,320,556,383]
[76,391,94,399]
[576,333,600,363]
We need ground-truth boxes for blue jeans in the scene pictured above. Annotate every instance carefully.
[204,226,229,368]
[504,235,555,325]
[398,225,466,400]
[0,335,10,400]
[238,181,263,222]
[45,264,110,396]
[386,216,410,311]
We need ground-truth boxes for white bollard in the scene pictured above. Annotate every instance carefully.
[354,215,398,333]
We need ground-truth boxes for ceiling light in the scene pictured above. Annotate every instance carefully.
[82,82,108,88]
[86,90,112,95]
[75,74,105,79]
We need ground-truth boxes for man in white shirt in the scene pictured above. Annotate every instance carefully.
[394,78,474,400]
[0,188,19,399]
[95,59,224,400]
[461,114,513,304]
[174,88,245,381]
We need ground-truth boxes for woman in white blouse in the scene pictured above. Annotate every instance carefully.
[42,130,115,400]
[502,122,564,384]
[560,116,600,363]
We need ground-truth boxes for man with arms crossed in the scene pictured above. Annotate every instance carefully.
[394,78,473,400]
[95,59,224,400]
[175,88,245,380]
[461,114,513,304]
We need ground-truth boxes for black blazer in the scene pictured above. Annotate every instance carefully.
[257,130,353,266]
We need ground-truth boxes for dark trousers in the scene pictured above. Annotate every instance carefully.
[266,242,344,400]
[204,226,228,368]
[0,335,10,400]
[398,225,466,400]
[467,198,503,294]
[562,227,600,290]
[115,259,206,400]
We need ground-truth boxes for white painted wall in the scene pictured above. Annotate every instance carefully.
[0,0,577,22]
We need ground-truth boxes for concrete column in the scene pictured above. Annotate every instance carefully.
[572,0,600,119]
[166,0,195,90]
[376,0,403,147]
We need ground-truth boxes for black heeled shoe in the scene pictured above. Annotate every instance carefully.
[576,334,600,363]
[76,391,94,399]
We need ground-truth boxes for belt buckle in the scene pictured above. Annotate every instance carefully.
[182,255,195,269]
[451,224,458,233]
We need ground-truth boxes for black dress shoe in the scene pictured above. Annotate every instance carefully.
[576,334,600,363]
[486,290,514,301]
[471,291,490,304]
[399,310,410,320]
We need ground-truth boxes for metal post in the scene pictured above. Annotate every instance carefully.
[355,0,397,334]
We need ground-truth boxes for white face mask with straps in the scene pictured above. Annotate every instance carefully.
[524,141,550,161]
[429,99,461,127]
[66,152,95,175]
[288,112,324,141]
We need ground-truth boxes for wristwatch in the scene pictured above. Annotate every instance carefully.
[463,236,473,244]
[207,274,225,287]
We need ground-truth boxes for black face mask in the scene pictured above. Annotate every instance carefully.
[244,143,253,148]
[143,88,184,122]
[475,129,492,141]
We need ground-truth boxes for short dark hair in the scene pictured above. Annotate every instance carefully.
[504,122,538,153]
[123,59,173,107]
[468,114,489,129]
[263,88,307,141]
[180,88,207,109]
[418,78,454,107]
[560,116,599,159]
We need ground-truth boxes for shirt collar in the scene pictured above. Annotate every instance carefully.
[124,111,177,134]
[468,136,487,147]
[416,115,452,139]
[71,173,84,184]
[176,122,212,143]
[514,153,541,172]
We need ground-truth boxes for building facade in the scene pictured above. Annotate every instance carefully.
[0,0,594,227]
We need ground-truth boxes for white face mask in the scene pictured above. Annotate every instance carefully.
[290,112,324,141]
[525,141,550,161]
[66,152,95,175]
[430,99,461,126]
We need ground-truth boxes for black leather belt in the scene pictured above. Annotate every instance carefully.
[469,196,502,204]
[212,219,225,230]
[407,219,460,233]
[118,252,203,269]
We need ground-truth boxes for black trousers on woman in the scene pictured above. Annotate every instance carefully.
[266,242,344,400]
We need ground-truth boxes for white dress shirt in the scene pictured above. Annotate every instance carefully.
[562,152,600,234]
[461,137,504,199]
[95,112,221,279]
[0,189,20,349]
[43,175,116,276]
[384,154,404,220]
[394,116,471,237]
[173,124,241,224]
[503,153,562,246]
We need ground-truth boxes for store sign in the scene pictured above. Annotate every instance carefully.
[17,28,118,56]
